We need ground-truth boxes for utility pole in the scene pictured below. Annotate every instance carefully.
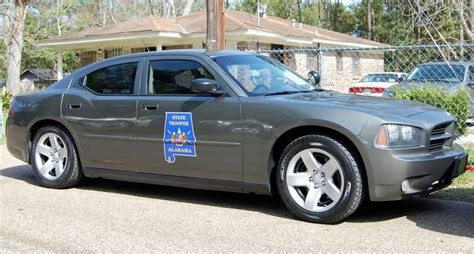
[461,0,464,60]
[206,0,225,50]
[219,0,225,49]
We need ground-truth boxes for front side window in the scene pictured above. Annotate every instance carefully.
[467,66,474,83]
[214,54,313,96]
[360,74,398,83]
[148,60,214,95]
[406,64,465,83]
[83,62,138,94]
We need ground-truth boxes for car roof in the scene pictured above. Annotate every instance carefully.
[364,72,406,75]
[96,49,254,64]
[70,49,258,77]
[418,61,474,66]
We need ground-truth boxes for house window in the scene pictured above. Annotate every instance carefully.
[352,53,360,77]
[307,54,319,73]
[105,47,123,58]
[336,51,343,72]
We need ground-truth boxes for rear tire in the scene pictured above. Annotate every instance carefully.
[30,125,83,188]
[277,134,364,223]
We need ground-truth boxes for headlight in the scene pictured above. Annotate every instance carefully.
[375,124,422,148]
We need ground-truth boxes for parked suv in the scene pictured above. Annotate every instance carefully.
[384,61,474,120]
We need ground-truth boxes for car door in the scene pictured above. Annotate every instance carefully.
[62,58,142,172]
[136,55,242,183]
[466,65,474,117]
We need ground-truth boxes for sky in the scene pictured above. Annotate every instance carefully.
[230,0,362,7]
[342,0,362,5]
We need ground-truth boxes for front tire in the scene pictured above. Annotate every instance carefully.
[30,125,83,188]
[277,135,364,223]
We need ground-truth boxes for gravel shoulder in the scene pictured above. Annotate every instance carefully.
[1,145,473,252]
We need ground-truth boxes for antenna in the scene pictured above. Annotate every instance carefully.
[140,38,150,52]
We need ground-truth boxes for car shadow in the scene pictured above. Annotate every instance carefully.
[1,164,473,238]
[349,199,474,238]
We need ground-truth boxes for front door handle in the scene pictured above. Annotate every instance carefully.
[68,103,81,109]
[142,104,159,111]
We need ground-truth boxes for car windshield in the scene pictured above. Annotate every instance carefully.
[406,64,465,83]
[360,73,398,83]
[213,54,314,96]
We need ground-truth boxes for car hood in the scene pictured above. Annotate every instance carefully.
[276,91,441,118]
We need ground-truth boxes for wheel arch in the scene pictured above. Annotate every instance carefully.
[267,125,369,198]
[27,119,81,165]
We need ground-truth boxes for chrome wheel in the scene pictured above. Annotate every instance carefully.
[34,133,68,181]
[286,148,345,212]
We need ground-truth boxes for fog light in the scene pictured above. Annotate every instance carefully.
[401,180,409,192]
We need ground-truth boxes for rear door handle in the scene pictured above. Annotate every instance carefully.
[142,104,159,111]
[68,103,81,109]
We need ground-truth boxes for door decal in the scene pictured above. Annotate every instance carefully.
[163,112,197,163]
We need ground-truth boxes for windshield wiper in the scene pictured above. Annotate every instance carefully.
[264,91,301,96]
[308,88,325,92]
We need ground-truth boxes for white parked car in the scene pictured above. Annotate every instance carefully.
[348,72,407,96]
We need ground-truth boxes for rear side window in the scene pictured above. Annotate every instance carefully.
[148,60,214,95]
[83,62,138,94]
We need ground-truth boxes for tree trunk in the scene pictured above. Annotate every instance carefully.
[5,0,29,95]
[333,0,339,31]
[182,0,194,16]
[56,0,62,36]
[367,0,372,40]
[148,0,158,16]
[455,0,474,42]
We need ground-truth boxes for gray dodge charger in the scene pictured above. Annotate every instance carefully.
[6,50,467,223]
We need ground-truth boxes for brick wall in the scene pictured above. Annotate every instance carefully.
[320,51,384,92]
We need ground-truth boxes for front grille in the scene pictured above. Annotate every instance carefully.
[431,123,449,136]
[428,139,445,151]
[428,122,454,152]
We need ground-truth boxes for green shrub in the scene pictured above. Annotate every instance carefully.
[392,86,470,135]
[2,87,12,111]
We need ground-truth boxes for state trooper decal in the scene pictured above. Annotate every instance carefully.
[163,112,197,163]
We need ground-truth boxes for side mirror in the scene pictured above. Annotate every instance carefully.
[191,78,224,96]
[308,71,321,87]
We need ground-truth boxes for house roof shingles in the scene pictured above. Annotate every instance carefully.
[39,10,385,47]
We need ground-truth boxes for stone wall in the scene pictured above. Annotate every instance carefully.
[80,51,98,66]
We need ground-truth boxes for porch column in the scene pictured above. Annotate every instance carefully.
[57,49,63,80]
[156,43,162,51]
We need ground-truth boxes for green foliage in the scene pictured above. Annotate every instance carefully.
[0,43,6,81]
[393,86,471,135]
[21,6,81,76]
[2,87,12,111]
[234,0,469,46]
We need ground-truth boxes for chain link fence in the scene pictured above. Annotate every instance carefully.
[258,44,474,134]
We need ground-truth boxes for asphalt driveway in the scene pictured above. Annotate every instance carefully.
[1,145,473,252]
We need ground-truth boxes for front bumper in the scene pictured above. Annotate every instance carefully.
[368,147,467,201]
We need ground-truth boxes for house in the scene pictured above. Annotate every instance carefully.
[20,68,59,91]
[37,10,387,91]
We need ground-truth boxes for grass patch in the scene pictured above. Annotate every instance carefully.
[432,171,474,203]
[0,110,6,145]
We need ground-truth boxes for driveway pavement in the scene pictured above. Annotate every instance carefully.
[1,145,473,252]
